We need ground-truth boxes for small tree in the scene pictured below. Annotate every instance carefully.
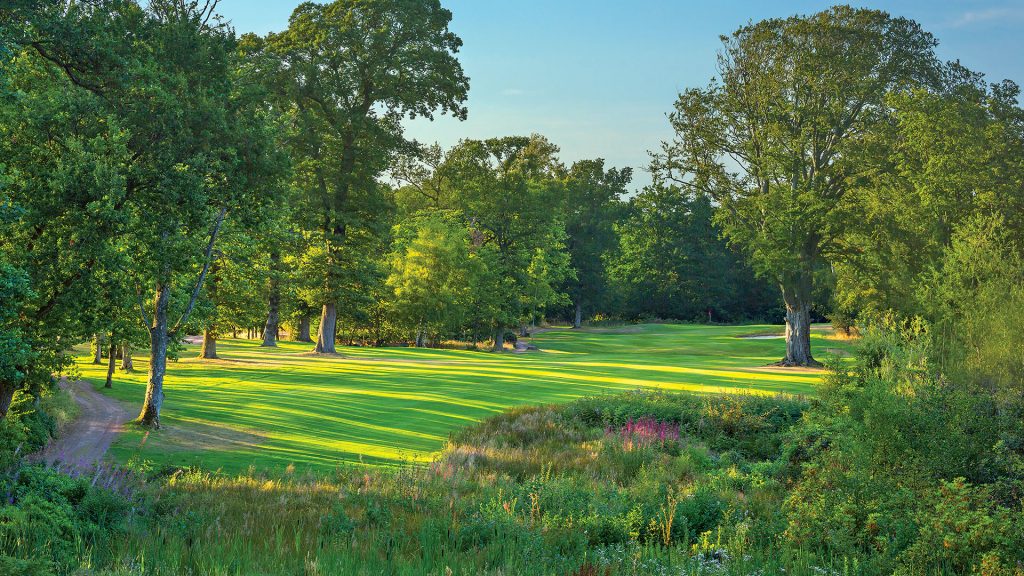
[387,213,478,346]
[0,260,33,417]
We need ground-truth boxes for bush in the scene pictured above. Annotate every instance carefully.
[566,390,809,459]
[0,465,133,573]
[897,478,1024,574]
[0,494,78,569]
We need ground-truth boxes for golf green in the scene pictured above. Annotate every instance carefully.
[73,324,851,472]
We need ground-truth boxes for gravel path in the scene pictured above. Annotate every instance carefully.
[37,379,132,470]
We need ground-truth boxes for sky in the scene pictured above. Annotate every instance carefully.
[215,0,1024,192]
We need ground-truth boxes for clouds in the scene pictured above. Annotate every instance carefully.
[946,6,1024,29]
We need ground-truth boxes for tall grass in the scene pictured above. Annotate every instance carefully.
[4,389,1002,575]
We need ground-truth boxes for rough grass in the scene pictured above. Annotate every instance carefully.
[71,324,851,473]
[35,391,833,576]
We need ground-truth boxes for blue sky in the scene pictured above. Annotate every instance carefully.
[216,1,1024,191]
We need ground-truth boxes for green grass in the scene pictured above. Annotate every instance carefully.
[73,323,851,473]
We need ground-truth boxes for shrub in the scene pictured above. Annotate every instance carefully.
[897,478,1024,574]
[320,505,357,539]
[566,390,809,459]
[0,465,134,573]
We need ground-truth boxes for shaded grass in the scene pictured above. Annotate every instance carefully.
[71,324,851,473]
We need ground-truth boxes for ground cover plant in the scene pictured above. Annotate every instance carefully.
[0,387,848,576]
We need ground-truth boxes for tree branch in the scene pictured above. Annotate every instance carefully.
[169,207,227,336]
[135,284,153,331]
[29,41,107,100]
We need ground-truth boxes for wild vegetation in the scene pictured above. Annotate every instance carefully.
[1,0,1023,574]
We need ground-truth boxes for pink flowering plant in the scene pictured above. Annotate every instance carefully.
[606,417,682,452]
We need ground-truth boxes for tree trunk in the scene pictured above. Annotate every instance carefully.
[139,284,169,428]
[104,339,116,388]
[780,276,817,367]
[261,299,278,347]
[414,325,426,348]
[315,303,337,353]
[262,252,281,347]
[297,315,312,343]
[120,344,134,372]
[519,323,528,338]
[200,328,218,359]
[0,381,14,420]
[573,301,582,329]
[492,327,504,352]
[93,334,103,364]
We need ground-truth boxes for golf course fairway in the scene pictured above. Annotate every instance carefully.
[72,324,851,472]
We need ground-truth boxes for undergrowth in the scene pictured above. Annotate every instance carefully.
[2,349,1022,575]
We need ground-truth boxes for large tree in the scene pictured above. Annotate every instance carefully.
[0,0,137,418]
[835,76,1024,319]
[259,0,469,354]
[653,7,940,365]
[129,2,283,427]
[393,136,571,348]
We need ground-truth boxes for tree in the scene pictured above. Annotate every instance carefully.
[439,136,570,350]
[610,187,780,322]
[259,0,469,354]
[835,77,1024,320]
[116,1,282,427]
[195,223,270,359]
[0,0,137,419]
[561,160,629,328]
[386,212,478,346]
[0,259,33,418]
[260,249,283,347]
[653,7,940,365]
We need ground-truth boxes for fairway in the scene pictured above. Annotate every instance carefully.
[73,324,849,472]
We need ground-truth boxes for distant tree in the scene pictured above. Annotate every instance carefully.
[654,7,940,365]
[196,224,270,359]
[257,0,469,354]
[387,212,478,346]
[440,136,571,350]
[561,160,629,328]
[610,187,779,322]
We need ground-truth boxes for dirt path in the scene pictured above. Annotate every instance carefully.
[37,379,132,470]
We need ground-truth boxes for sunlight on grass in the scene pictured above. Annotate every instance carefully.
[73,323,852,472]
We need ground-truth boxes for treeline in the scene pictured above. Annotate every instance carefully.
[0,0,775,429]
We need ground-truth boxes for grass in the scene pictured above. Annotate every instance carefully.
[7,391,840,575]
[71,323,851,473]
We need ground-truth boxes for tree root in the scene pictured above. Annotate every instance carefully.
[770,358,823,368]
